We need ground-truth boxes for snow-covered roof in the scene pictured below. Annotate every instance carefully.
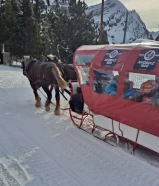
[133,39,159,44]
[77,45,107,51]
[76,43,140,51]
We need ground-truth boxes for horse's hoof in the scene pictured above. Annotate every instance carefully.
[45,104,50,111]
[54,108,60,115]
[35,102,41,107]
[54,112,60,116]
[45,107,50,111]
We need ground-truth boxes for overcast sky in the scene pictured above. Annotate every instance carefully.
[85,0,159,31]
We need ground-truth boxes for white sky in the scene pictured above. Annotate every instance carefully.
[85,0,159,31]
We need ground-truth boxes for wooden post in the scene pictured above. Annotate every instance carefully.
[2,43,5,53]
[46,0,50,6]
[155,26,159,41]
[123,11,128,44]
[99,0,104,43]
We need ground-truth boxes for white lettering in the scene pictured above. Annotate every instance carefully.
[104,59,117,63]
[137,61,155,66]
[107,62,112,64]
[141,64,149,68]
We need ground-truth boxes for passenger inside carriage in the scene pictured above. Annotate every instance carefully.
[94,80,103,93]
[134,77,159,106]
[104,75,119,96]
[151,76,159,106]
[123,81,136,100]
[94,75,109,93]
[138,80,155,104]
[140,76,159,106]
[122,72,159,106]
[123,73,137,100]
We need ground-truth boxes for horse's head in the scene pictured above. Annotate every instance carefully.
[57,63,77,82]
[53,56,59,65]
[22,57,30,76]
[47,55,61,65]
[22,61,27,76]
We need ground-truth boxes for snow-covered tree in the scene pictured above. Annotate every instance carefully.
[48,0,108,63]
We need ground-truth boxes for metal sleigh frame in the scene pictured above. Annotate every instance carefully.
[65,82,122,148]
[64,81,120,146]
[92,120,140,152]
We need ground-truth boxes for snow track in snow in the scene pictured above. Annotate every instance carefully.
[0,65,159,186]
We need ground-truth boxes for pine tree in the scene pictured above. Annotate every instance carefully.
[0,0,5,45]
[0,0,47,57]
[0,0,20,55]
[48,1,64,55]
[22,0,41,56]
[34,0,46,24]
[34,0,52,57]
[48,0,103,63]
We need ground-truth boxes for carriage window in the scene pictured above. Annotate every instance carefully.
[76,66,89,85]
[75,54,94,65]
[93,69,119,96]
[123,72,159,107]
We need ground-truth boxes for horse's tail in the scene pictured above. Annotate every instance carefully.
[51,64,67,89]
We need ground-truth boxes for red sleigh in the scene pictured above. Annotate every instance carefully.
[67,42,159,154]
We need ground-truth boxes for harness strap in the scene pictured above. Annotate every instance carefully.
[63,88,71,95]
[59,89,69,101]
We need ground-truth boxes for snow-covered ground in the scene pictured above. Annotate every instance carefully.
[12,61,22,67]
[0,65,159,186]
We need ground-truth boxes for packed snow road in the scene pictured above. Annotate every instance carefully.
[0,65,159,186]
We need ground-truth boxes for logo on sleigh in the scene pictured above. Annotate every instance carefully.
[109,50,118,58]
[144,50,156,61]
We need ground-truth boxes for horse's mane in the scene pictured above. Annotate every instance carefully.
[26,60,37,73]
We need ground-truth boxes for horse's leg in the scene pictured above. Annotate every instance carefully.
[30,82,41,107]
[55,86,60,115]
[42,86,52,111]
[50,84,53,92]
[34,88,41,107]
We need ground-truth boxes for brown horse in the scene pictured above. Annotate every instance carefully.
[46,56,77,96]
[46,55,77,82]
[22,60,67,115]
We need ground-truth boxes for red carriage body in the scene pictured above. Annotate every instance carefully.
[72,42,159,153]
